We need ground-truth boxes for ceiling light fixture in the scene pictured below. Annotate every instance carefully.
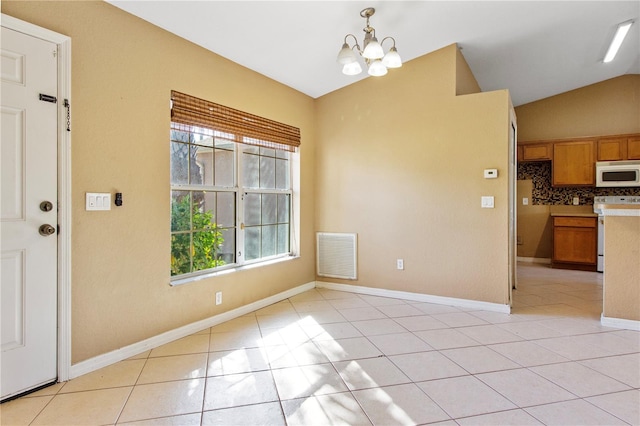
[337,7,402,77]
[603,20,634,63]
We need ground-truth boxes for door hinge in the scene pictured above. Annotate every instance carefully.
[39,94,57,104]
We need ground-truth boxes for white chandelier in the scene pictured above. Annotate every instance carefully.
[337,7,402,77]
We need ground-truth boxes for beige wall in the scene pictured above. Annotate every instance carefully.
[315,44,512,305]
[516,75,640,141]
[2,1,316,363]
[516,180,552,258]
[516,75,640,259]
[2,3,514,365]
[603,216,640,321]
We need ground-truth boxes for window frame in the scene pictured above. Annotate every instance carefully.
[170,132,296,285]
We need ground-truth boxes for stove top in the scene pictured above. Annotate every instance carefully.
[593,196,640,204]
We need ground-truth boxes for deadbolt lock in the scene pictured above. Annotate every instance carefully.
[40,201,53,212]
[39,224,56,236]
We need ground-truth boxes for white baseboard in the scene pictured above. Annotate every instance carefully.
[69,281,315,379]
[517,257,551,264]
[601,315,640,331]
[69,279,513,380]
[315,281,510,314]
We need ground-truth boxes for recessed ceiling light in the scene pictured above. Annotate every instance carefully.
[603,20,634,63]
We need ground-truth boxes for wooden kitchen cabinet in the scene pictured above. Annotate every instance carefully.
[597,135,640,160]
[552,216,597,271]
[597,137,627,161]
[520,142,552,162]
[552,140,595,186]
[628,136,640,160]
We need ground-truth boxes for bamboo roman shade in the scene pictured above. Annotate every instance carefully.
[171,90,301,152]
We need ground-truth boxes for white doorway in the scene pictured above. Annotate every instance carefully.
[1,14,71,401]
[508,109,518,306]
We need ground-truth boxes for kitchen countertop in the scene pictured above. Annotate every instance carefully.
[550,212,598,217]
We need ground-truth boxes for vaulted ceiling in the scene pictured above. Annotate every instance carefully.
[108,1,640,106]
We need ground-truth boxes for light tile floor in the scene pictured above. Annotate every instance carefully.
[2,263,639,425]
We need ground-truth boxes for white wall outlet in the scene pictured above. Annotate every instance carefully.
[215,291,222,305]
[572,196,580,205]
[522,197,529,206]
[396,259,404,270]
[483,168,498,179]
[86,192,111,211]
[481,196,495,208]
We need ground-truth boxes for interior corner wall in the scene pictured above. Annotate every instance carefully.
[515,74,640,141]
[1,1,316,364]
[315,44,511,305]
[456,46,481,96]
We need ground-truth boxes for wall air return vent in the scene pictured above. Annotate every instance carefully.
[316,232,357,280]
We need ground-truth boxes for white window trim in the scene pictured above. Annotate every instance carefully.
[169,139,299,285]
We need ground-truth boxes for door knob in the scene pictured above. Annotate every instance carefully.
[40,201,54,212]
[39,224,56,236]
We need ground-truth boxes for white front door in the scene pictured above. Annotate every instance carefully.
[1,26,58,401]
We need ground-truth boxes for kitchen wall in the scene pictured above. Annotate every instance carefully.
[2,1,317,364]
[516,75,640,141]
[515,75,640,259]
[315,44,512,305]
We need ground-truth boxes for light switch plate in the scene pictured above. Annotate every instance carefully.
[86,192,111,211]
[481,196,495,208]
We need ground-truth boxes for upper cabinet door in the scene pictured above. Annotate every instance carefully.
[597,137,627,161]
[627,136,640,160]
[552,140,595,186]
[521,143,552,162]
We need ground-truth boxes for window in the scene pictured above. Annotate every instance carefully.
[170,91,300,280]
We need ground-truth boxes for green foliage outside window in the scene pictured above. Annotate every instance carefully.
[171,195,225,275]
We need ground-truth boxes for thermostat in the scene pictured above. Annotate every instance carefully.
[484,169,498,179]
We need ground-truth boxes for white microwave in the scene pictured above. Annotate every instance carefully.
[596,161,640,187]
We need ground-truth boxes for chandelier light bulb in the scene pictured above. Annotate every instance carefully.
[363,37,384,59]
[337,43,357,65]
[367,59,387,76]
[342,61,363,76]
[382,47,402,68]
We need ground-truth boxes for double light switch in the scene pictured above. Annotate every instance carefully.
[481,196,495,208]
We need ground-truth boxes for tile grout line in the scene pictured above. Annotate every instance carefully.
[197,334,212,425]
[113,346,151,425]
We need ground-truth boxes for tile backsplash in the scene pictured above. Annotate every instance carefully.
[517,161,640,205]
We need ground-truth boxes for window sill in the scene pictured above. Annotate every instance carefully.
[169,254,299,287]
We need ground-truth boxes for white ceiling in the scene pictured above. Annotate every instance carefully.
[108,1,639,106]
